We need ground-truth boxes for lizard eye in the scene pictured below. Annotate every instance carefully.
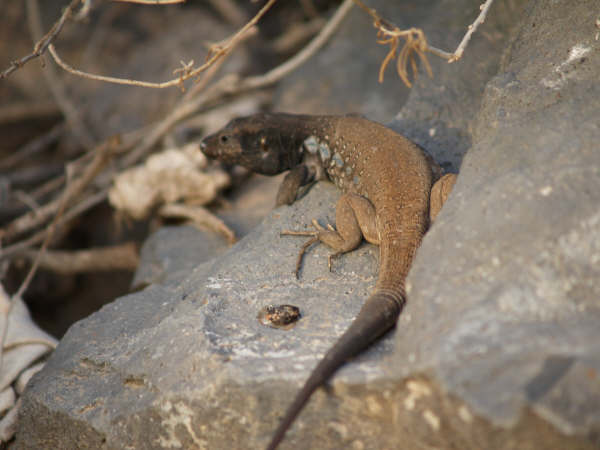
[260,136,268,152]
[220,135,229,144]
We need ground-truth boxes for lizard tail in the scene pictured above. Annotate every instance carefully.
[266,289,404,450]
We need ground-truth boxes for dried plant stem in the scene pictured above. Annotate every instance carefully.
[0,123,65,171]
[47,0,278,89]
[272,17,326,54]
[448,0,495,62]
[21,243,139,274]
[13,140,116,299]
[352,0,496,85]
[0,190,108,262]
[0,0,82,79]
[2,139,116,243]
[241,0,354,90]
[122,0,353,167]
[0,0,354,264]
[159,204,236,244]
[27,0,95,149]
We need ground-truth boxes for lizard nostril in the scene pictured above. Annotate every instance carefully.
[200,141,206,150]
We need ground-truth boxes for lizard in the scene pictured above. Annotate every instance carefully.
[200,113,456,449]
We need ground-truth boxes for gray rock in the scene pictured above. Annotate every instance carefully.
[17,0,600,449]
[131,225,229,290]
[389,0,521,172]
[401,0,600,447]
[18,183,384,449]
[132,173,284,290]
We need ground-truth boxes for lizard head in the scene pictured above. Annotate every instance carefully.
[200,114,300,175]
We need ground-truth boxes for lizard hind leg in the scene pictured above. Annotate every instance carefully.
[280,193,379,278]
[429,173,457,223]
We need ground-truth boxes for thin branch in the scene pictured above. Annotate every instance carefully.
[47,0,278,89]
[1,138,117,244]
[0,0,354,269]
[0,0,82,79]
[272,16,326,54]
[21,243,139,274]
[13,139,117,299]
[0,190,108,261]
[13,191,41,213]
[27,0,95,149]
[159,204,236,245]
[352,0,496,86]
[241,0,355,90]
[47,44,193,89]
[352,0,432,86]
[0,123,65,171]
[448,0,495,62]
[121,0,354,168]
[0,101,60,125]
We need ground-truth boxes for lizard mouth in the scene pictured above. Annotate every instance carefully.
[199,137,219,159]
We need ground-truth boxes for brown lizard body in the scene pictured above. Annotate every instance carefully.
[200,113,455,449]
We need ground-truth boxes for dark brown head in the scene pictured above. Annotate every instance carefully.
[200,113,306,175]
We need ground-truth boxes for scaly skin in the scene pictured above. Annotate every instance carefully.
[201,113,454,449]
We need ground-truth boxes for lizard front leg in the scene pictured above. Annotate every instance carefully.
[281,192,379,277]
[276,165,311,207]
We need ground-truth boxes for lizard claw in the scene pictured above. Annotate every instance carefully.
[293,236,319,279]
[310,219,325,231]
[327,251,342,272]
[281,219,338,278]
[281,219,326,278]
[309,219,335,233]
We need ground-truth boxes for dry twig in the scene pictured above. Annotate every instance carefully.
[353,0,496,85]
[0,0,354,263]
[27,0,95,149]
[21,243,139,274]
[0,0,82,79]
[121,0,354,167]
[0,101,60,125]
[353,0,433,86]
[272,16,326,54]
[1,138,117,243]
[0,190,108,262]
[13,138,117,299]
[448,0,495,62]
[159,204,236,245]
[47,0,279,90]
[0,123,65,171]
[240,0,354,91]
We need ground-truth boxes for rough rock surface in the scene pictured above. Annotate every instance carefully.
[132,173,283,290]
[402,0,600,445]
[18,0,600,449]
